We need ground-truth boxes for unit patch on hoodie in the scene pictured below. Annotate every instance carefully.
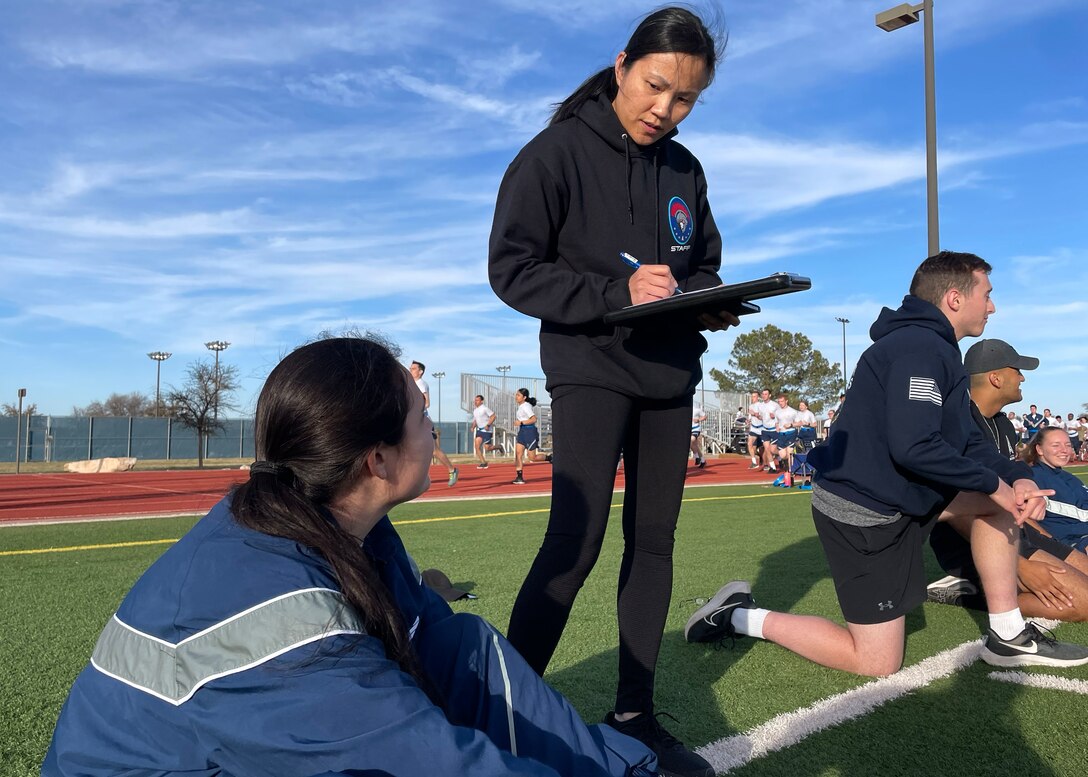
[668,196,693,249]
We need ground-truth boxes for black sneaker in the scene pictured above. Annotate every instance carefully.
[477,462,489,469]
[603,711,712,777]
[926,575,978,605]
[697,458,707,469]
[684,581,753,643]
[511,473,525,485]
[980,622,1088,668]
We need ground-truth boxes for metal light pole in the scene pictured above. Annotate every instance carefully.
[877,1,939,256]
[496,365,512,422]
[431,371,445,424]
[148,351,171,417]
[835,317,850,392]
[14,388,26,474]
[204,340,230,421]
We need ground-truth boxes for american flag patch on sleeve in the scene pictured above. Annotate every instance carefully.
[908,377,942,406]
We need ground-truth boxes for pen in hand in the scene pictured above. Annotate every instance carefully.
[619,252,682,296]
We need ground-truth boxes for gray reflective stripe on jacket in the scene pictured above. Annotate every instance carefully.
[91,587,365,706]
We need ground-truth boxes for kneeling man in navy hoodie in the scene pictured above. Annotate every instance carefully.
[686,251,1088,673]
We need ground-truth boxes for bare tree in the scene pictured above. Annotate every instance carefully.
[72,392,154,417]
[166,360,240,468]
[1,403,38,417]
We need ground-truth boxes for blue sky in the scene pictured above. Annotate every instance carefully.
[1,0,1086,422]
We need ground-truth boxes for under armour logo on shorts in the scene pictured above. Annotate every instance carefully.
[877,600,894,611]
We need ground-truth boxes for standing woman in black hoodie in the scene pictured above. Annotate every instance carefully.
[488,8,736,776]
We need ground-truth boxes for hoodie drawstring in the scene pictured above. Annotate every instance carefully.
[621,133,634,225]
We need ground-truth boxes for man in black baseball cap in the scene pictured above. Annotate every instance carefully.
[929,339,1088,622]
[964,339,1038,454]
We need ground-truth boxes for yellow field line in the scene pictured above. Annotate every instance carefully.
[0,538,178,557]
[2,489,802,556]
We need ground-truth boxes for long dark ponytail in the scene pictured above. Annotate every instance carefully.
[549,5,725,125]
[230,336,424,684]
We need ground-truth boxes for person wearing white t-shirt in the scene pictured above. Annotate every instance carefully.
[1043,408,1061,430]
[795,401,818,451]
[690,404,708,468]
[1007,412,1025,444]
[471,395,498,469]
[772,395,798,484]
[758,389,779,472]
[511,387,550,485]
[1066,413,1082,459]
[410,361,458,486]
[746,391,763,469]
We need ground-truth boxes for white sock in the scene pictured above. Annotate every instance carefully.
[989,608,1027,640]
[730,607,770,640]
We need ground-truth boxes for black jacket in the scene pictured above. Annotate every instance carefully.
[809,295,1030,517]
[488,92,723,398]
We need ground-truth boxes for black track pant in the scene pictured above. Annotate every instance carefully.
[506,384,692,714]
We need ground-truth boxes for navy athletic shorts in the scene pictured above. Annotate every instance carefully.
[516,424,540,450]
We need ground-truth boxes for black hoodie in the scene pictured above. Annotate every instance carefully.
[808,295,1030,518]
[488,92,723,399]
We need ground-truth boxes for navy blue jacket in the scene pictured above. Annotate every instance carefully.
[1029,462,1088,548]
[489,92,723,399]
[809,295,1031,517]
[43,500,652,776]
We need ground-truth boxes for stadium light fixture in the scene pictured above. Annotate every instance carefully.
[876,0,940,256]
[204,340,230,421]
[431,371,446,423]
[14,388,26,474]
[148,351,172,417]
[835,318,850,392]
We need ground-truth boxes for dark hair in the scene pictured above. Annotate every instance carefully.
[516,387,537,407]
[411,360,425,373]
[549,5,725,125]
[909,251,992,307]
[1022,427,1066,466]
[475,394,484,402]
[231,336,425,685]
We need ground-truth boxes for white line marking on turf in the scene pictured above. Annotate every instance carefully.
[988,671,1088,695]
[696,640,982,774]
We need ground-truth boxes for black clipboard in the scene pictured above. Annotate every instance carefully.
[603,272,812,326]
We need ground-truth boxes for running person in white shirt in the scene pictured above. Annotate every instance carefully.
[512,388,550,484]
[409,361,458,486]
[757,389,778,472]
[772,395,798,485]
[746,391,763,469]
[471,395,498,468]
[690,404,708,468]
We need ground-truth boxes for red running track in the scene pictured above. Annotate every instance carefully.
[0,456,780,525]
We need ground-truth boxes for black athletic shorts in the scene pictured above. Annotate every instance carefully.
[812,504,938,625]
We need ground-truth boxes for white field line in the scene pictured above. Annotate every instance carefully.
[696,640,982,774]
[988,671,1088,695]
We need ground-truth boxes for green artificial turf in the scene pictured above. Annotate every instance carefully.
[2,485,1087,775]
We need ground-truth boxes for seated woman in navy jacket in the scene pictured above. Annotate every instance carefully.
[1025,427,1088,552]
[43,336,656,777]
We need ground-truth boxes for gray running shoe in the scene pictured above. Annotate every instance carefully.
[926,575,978,605]
[684,581,753,643]
[980,622,1088,668]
